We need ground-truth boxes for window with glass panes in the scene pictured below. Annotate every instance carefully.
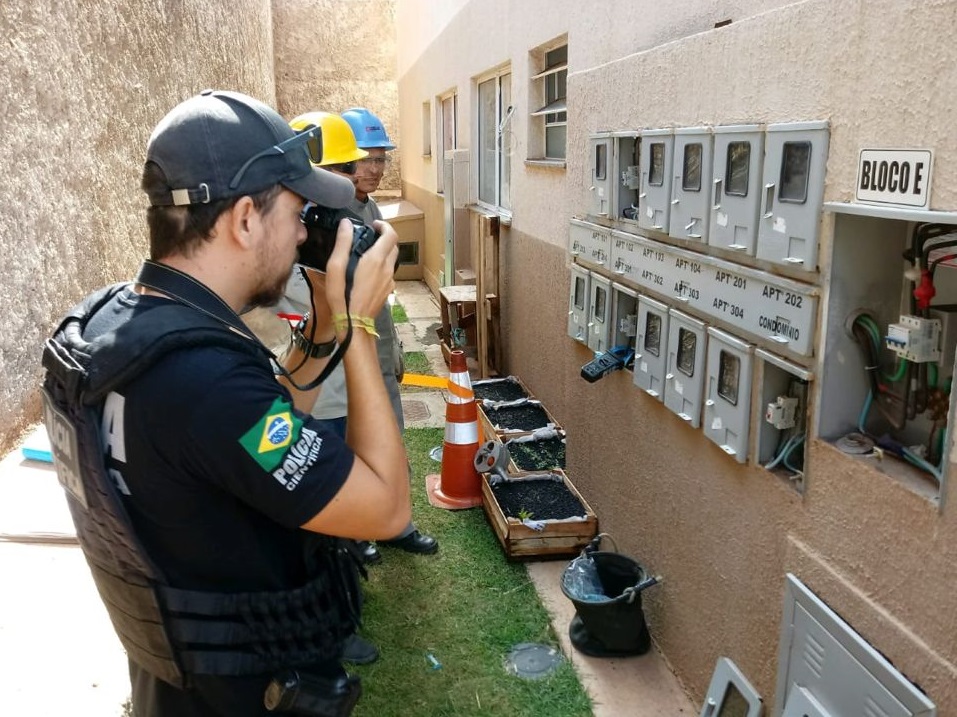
[478,71,511,210]
[531,44,567,160]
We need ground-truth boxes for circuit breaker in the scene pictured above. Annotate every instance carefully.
[664,310,708,426]
[587,273,612,353]
[756,121,830,269]
[703,328,753,462]
[613,132,641,226]
[709,124,765,255]
[610,283,639,353]
[669,127,713,245]
[567,264,591,344]
[633,296,670,399]
[639,129,674,233]
[588,133,614,218]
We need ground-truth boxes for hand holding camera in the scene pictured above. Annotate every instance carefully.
[299,203,397,332]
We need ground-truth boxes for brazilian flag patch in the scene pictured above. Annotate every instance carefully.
[239,398,303,471]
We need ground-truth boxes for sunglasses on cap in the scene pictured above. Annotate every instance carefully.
[228,125,324,190]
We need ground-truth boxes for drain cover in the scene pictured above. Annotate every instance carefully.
[429,446,443,462]
[504,643,562,680]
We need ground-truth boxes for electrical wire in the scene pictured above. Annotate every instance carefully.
[782,434,805,475]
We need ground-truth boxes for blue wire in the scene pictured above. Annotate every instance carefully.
[765,434,797,470]
[782,435,806,473]
[858,390,873,433]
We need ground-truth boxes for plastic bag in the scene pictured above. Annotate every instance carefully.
[562,553,608,603]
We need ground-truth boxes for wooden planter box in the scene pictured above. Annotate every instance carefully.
[477,399,563,443]
[481,469,598,561]
[505,430,566,473]
[473,375,533,405]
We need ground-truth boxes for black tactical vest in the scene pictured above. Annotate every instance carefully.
[41,283,361,688]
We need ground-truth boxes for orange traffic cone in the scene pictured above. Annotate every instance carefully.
[426,350,484,509]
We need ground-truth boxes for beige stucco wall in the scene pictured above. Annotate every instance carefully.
[273,0,400,191]
[1,0,399,456]
[0,0,276,455]
[397,0,957,711]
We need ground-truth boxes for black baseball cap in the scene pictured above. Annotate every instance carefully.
[144,89,355,208]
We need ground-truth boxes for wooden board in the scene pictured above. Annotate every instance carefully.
[480,469,598,561]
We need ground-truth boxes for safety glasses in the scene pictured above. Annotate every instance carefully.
[228,125,324,190]
[357,156,392,169]
[326,161,358,176]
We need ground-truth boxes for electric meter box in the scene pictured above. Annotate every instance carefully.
[639,129,674,233]
[633,296,670,399]
[669,127,713,245]
[664,309,708,427]
[703,327,754,462]
[587,273,613,353]
[568,264,591,344]
[755,348,812,472]
[610,283,639,352]
[710,124,766,256]
[569,218,611,271]
[613,131,641,228]
[588,133,614,219]
[756,121,830,269]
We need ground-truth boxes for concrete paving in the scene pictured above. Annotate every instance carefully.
[0,280,697,716]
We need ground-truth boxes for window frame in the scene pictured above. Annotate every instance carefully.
[475,66,512,213]
[528,39,567,164]
[437,90,457,195]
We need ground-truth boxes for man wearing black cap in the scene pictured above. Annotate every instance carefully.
[40,90,409,716]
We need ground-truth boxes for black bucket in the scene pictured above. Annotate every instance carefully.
[560,536,658,657]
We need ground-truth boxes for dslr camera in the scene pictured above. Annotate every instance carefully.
[298,203,378,274]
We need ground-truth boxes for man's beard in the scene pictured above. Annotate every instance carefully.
[247,273,288,309]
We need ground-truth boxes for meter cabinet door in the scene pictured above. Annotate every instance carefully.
[670,127,713,245]
[588,133,614,219]
[703,327,754,463]
[664,309,708,427]
[568,265,591,344]
[756,121,829,270]
[633,296,670,400]
[709,125,765,256]
[639,129,675,233]
[587,273,613,353]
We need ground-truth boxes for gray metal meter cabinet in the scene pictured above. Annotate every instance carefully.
[664,309,708,427]
[639,129,674,233]
[754,348,812,479]
[669,127,714,245]
[567,264,591,344]
[587,273,613,353]
[569,218,611,271]
[756,121,830,269]
[709,124,766,256]
[633,296,670,400]
[610,283,639,353]
[703,327,753,463]
[588,133,614,218]
[613,131,641,227]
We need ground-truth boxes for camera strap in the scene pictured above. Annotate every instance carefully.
[135,260,347,391]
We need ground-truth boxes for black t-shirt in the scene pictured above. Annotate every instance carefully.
[83,288,356,716]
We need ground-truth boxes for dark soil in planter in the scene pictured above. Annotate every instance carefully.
[485,403,552,432]
[491,478,586,520]
[508,437,567,470]
[474,378,529,404]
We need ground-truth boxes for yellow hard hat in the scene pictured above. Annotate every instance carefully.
[289,111,368,166]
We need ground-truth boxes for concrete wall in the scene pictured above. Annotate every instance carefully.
[1,0,399,456]
[0,0,275,454]
[396,0,957,711]
[273,0,400,191]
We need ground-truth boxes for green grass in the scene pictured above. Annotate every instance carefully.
[392,299,409,324]
[403,350,434,377]
[352,427,593,717]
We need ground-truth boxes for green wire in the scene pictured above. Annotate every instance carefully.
[928,361,938,389]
